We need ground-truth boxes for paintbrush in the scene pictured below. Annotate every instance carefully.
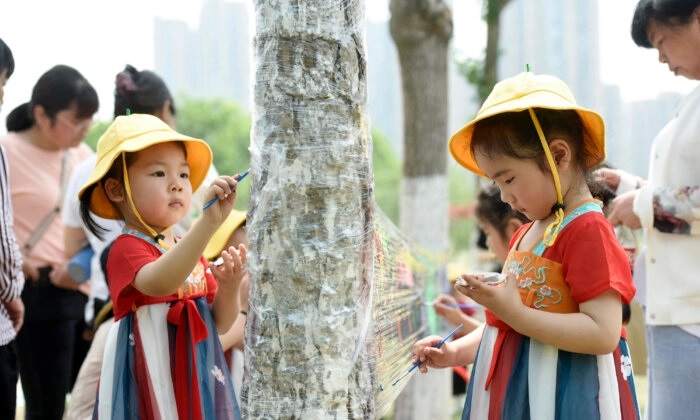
[420,301,481,310]
[203,169,250,211]
[391,323,463,386]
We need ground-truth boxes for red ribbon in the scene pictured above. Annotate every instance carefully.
[483,311,510,390]
[167,298,209,420]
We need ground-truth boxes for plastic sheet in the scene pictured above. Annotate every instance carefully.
[241,1,446,417]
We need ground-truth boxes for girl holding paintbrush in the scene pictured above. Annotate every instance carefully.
[78,113,245,419]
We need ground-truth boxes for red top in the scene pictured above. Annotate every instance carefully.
[508,210,636,305]
[107,234,217,320]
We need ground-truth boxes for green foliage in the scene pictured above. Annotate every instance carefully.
[448,163,478,253]
[175,96,252,210]
[457,56,490,105]
[84,121,111,151]
[483,0,508,22]
[371,128,400,223]
[83,97,474,252]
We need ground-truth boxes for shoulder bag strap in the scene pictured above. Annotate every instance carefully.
[22,150,71,257]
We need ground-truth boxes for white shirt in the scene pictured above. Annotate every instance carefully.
[634,84,700,327]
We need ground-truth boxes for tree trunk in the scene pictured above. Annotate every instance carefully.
[243,1,375,418]
[483,0,510,99]
[389,0,453,419]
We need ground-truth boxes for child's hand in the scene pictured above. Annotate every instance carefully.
[433,294,465,326]
[455,271,521,320]
[202,175,239,222]
[209,244,248,291]
[412,335,457,373]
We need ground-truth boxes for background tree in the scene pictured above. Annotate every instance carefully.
[389,0,454,419]
[241,1,376,417]
[457,0,511,104]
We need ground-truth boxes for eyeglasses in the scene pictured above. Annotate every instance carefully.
[57,115,92,132]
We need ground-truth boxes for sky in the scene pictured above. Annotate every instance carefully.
[1,0,696,130]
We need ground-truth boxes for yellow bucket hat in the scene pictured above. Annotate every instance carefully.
[448,72,605,178]
[204,209,247,260]
[78,114,212,220]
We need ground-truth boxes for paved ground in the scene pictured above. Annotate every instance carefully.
[16,375,648,419]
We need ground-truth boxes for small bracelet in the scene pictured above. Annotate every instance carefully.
[240,310,248,316]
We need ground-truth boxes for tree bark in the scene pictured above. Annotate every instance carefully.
[243,1,375,418]
[483,0,510,101]
[389,0,453,419]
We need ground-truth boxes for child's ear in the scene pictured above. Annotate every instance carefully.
[548,139,572,169]
[103,177,126,203]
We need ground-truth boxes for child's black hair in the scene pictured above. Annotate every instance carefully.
[471,108,590,175]
[475,184,530,239]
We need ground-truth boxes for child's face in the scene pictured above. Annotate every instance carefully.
[124,142,192,231]
[479,221,510,265]
[476,152,556,222]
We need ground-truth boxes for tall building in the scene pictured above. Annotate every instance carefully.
[497,0,685,175]
[154,0,251,110]
[499,0,602,110]
[152,0,681,176]
[153,0,476,158]
[624,92,683,176]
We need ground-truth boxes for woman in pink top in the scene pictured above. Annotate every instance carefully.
[0,64,98,420]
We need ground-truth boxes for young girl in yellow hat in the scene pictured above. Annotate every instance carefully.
[412,72,640,419]
[78,113,245,419]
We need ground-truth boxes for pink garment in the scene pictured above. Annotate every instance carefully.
[65,317,115,420]
[0,132,92,267]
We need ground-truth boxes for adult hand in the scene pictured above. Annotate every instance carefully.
[22,261,39,284]
[608,190,642,230]
[49,263,80,290]
[3,298,24,333]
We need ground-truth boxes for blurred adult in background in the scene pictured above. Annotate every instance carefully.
[0,64,98,420]
[0,36,26,420]
[610,1,700,418]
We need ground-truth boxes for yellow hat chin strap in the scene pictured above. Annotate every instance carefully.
[528,108,565,247]
[121,153,171,250]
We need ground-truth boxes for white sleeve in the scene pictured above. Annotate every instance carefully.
[62,156,94,228]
